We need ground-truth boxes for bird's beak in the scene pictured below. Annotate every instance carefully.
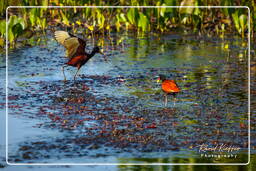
[156,77,160,83]
[99,50,104,55]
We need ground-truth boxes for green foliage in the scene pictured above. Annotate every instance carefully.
[0,20,6,36]
[96,9,105,30]
[29,8,38,27]
[0,20,5,47]
[138,12,149,32]
[60,10,69,26]
[0,0,254,48]
[239,14,247,37]
[179,0,195,15]
[8,15,26,44]
[127,8,139,27]
[232,10,248,38]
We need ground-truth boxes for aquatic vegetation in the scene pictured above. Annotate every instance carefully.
[7,15,26,46]
[0,0,254,49]
[4,33,250,163]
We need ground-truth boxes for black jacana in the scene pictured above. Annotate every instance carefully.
[54,31,104,81]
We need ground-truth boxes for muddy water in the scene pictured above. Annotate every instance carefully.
[1,33,250,164]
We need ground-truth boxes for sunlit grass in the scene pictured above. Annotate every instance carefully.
[0,0,254,49]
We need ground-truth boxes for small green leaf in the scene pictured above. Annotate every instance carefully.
[60,10,69,26]
[232,11,240,34]
[12,23,23,38]
[239,14,247,37]
[164,0,176,13]
[0,37,4,47]
[119,13,127,22]
[179,0,195,14]
[0,20,6,36]
[160,4,166,17]
[29,9,37,26]
[138,12,149,32]
[127,8,138,26]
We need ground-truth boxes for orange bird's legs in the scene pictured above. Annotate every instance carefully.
[164,94,168,107]
[164,93,177,107]
[173,94,177,106]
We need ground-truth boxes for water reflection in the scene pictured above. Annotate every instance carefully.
[117,153,252,171]
[4,33,249,164]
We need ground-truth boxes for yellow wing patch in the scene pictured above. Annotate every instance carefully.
[63,37,80,58]
[54,31,80,58]
[54,31,70,45]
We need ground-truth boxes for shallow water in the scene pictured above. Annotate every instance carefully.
[0,33,251,165]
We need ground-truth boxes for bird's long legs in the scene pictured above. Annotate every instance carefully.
[164,94,168,107]
[62,66,81,81]
[173,93,177,106]
[173,97,176,106]
[62,65,67,82]
[74,67,81,81]
[163,94,178,107]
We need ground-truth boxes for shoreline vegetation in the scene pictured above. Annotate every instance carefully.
[0,0,255,49]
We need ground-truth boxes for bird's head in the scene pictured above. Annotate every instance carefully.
[157,74,166,83]
[93,46,108,62]
[92,46,104,55]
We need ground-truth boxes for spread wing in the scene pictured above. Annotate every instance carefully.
[54,31,86,58]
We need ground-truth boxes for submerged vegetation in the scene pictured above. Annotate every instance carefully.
[0,0,254,48]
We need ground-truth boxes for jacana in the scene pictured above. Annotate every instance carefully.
[54,31,104,81]
[157,74,180,106]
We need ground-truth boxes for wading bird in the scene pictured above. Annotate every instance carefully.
[54,31,104,81]
[157,74,180,106]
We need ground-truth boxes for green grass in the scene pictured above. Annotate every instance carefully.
[0,0,254,48]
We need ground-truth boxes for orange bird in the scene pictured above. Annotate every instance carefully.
[54,31,104,81]
[157,74,180,106]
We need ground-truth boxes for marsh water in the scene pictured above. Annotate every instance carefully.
[0,32,253,169]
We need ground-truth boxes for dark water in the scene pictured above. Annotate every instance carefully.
[0,33,253,168]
